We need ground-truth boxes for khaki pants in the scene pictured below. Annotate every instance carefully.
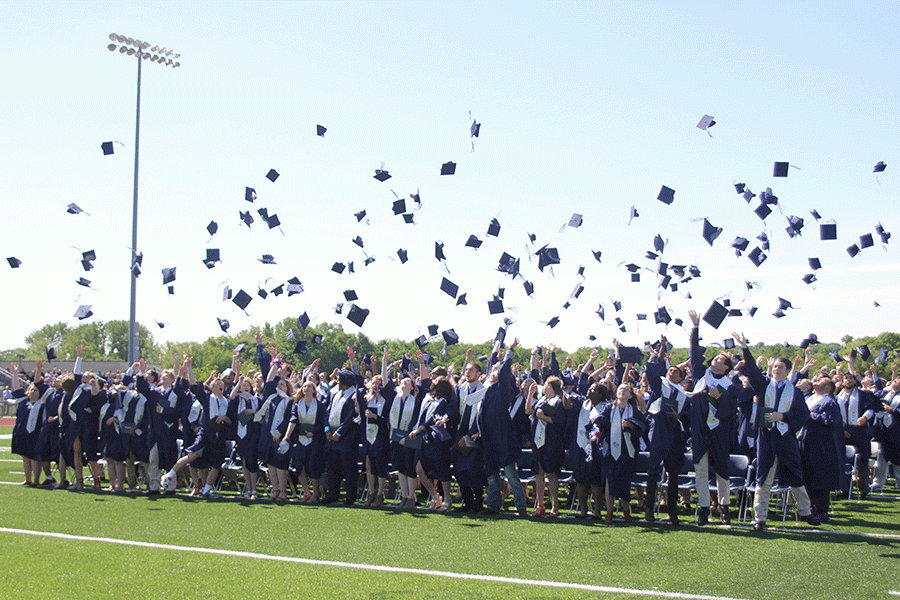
[695,451,729,507]
[753,457,811,523]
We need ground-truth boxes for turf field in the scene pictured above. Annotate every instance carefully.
[2,424,900,600]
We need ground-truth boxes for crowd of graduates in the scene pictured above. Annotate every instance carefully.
[9,315,900,531]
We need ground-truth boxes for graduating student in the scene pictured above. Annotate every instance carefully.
[873,372,900,488]
[134,357,185,494]
[734,332,816,531]
[387,353,426,509]
[409,374,455,511]
[452,348,487,513]
[594,382,648,523]
[9,361,47,486]
[258,357,295,502]
[361,350,393,507]
[571,377,610,519]
[228,375,263,499]
[99,386,129,492]
[526,368,570,517]
[478,337,528,516]
[322,347,363,505]
[799,378,843,523]
[60,347,104,491]
[835,366,879,499]
[283,378,326,504]
[35,375,64,487]
[687,310,739,525]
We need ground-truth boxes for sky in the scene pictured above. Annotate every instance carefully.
[1,0,898,354]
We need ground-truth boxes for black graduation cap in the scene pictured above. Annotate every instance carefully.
[101,141,114,155]
[204,220,218,238]
[76,277,91,287]
[217,317,230,332]
[874,161,886,173]
[732,237,749,254]
[773,162,789,177]
[271,284,284,296]
[442,329,459,345]
[828,350,843,362]
[415,335,428,349]
[343,289,358,301]
[332,262,346,274]
[488,299,504,315]
[659,274,672,289]
[411,190,421,206]
[657,185,675,205]
[592,250,602,262]
[546,316,560,328]
[233,289,252,312]
[849,347,858,361]
[786,215,804,237]
[860,233,874,249]
[397,248,408,264]
[316,124,327,137]
[653,234,665,253]
[427,324,439,337]
[847,244,860,258]
[46,345,57,361]
[333,302,343,314]
[654,307,671,325]
[222,286,232,301]
[802,273,817,284]
[497,252,520,276]
[82,249,97,262]
[799,334,819,349]
[244,187,256,202]
[470,121,480,137]
[624,263,640,273]
[523,281,534,296]
[536,246,560,271]
[743,188,756,203]
[876,223,891,244]
[748,247,767,267]
[757,232,770,251]
[293,340,308,355]
[258,288,268,299]
[629,205,639,223]
[265,213,281,229]
[440,277,459,298]
[434,241,446,261]
[778,297,793,310]
[465,235,482,249]
[734,182,746,194]
[702,219,722,246]
[363,256,375,266]
[759,188,778,205]
[820,223,837,240]
[374,169,391,182]
[312,334,324,345]
[440,161,456,175]
[858,345,871,361]
[703,300,728,329]
[402,212,414,224]
[808,257,822,270]
[240,210,254,227]
[754,203,772,220]
[266,169,279,182]
[618,346,643,364]
[162,267,176,285]
[486,218,501,237]
[297,312,310,329]
[456,293,467,306]
[697,114,716,131]
[352,235,364,248]
[354,210,367,222]
[7,257,21,268]
[615,317,624,326]
[671,265,686,278]
[392,198,406,215]
[727,309,742,317]
[646,251,659,261]
[596,305,605,321]
[259,254,276,265]
[631,273,640,282]
[204,248,220,268]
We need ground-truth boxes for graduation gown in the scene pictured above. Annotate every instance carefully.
[799,393,843,491]
[289,395,326,479]
[595,401,648,498]
[477,349,520,473]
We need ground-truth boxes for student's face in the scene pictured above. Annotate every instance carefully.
[772,360,789,381]
[464,363,479,383]
[162,372,175,387]
[400,378,413,395]
[211,379,225,396]
[666,366,683,384]
[301,382,316,397]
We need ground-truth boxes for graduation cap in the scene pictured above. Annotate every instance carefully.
[628,205,639,224]
[7,257,21,268]
[876,223,891,244]
[820,223,837,240]
[546,316,560,328]
[743,188,756,202]
[232,289,252,312]
[702,219,722,246]
[732,237,749,254]
[204,248,220,269]
[343,289,358,302]
[703,300,728,329]
[101,141,114,155]
[874,161,886,173]
[654,307,671,325]
[615,317,624,326]
[257,286,268,300]
[592,250,602,262]
[415,335,428,349]
[245,187,256,202]
[265,213,281,229]
[75,277,92,288]
[799,334,819,349]
[222,286,233,302]
[456,293,467,306]
[847,244,860,258]
[411,189,421,206]
[294,340,308,355]
[808,257,822,270]
[392,198,406,215]
[849,347,858,361]
[523,280,534,296]
[316,124,327,137]
[403,212,415,223]
[434,241,447,262]
[535,246,560,272]
[630,273,640,282]
[286,277,303,295]
[364,256,375,266]
[497,252,520,276]
[697,114,715,131]
[440,277,459,298]
[239,210,254,227]
[754,203,772,220]
[45,345,57,361]
[470,121,480,138]
[802,273,817,284]
[271,284,284,296]
[657,185,675,205]
[266,169,279,182]
[67,203,88,215]
[74,305,93,320]
[759,188,778,205]
[860,233,874,249]
[828,350,842,362]
[486,218,501,237]
[748,247,767,267]
[858,345,871,361]
[258,254,276,265]
[778,297,793,311]
[216,317,230,332]
[397,248,408,264]
[440,161,456,175]
[82,249,97,262]
[162,267,176,285]
[594,304,605,321]
[617,346,644,364]
[332,262,346,274]
[653,234,665,253]
[374,169,391,182]
[354,210,367,222]
[757,232,770,251]
[297,312,310,330]
[350,236,363,249]
[734,182,746,194]
[773,162,789,177]
[442,329,459,346]
[465,235,482,249]
[427,324,439,337]
[488,299,504,315]
[786,215,804,238]
[876,348,889,364]
[206,221,218,238]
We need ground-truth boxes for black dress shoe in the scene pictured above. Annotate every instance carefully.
[144,489,161,496]
[697,507,709,526]
[720,507,731,525]
[667,511,680,526]
[753,521,766,532]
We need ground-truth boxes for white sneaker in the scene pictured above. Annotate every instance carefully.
[161,473,175,491]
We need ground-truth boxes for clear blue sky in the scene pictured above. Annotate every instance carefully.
[1,0,898,353]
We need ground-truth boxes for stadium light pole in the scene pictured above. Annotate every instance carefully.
[107,34,181,364]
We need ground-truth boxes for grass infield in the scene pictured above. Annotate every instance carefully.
[1,426,899,599]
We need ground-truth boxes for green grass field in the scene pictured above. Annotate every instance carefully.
[2,424,900,600]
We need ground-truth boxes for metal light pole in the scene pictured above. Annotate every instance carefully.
[107,34,180,364]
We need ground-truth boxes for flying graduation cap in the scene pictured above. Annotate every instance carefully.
[696,114,715,134]
[316,124,327,137]
[67,203,89,215]
[702,219,723,246]
[657,185,675,205]
[535,245,560,272]
[7,257,21,268]
[440,161,456,175]
[266,169,279,182]
[374,169,391,182]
